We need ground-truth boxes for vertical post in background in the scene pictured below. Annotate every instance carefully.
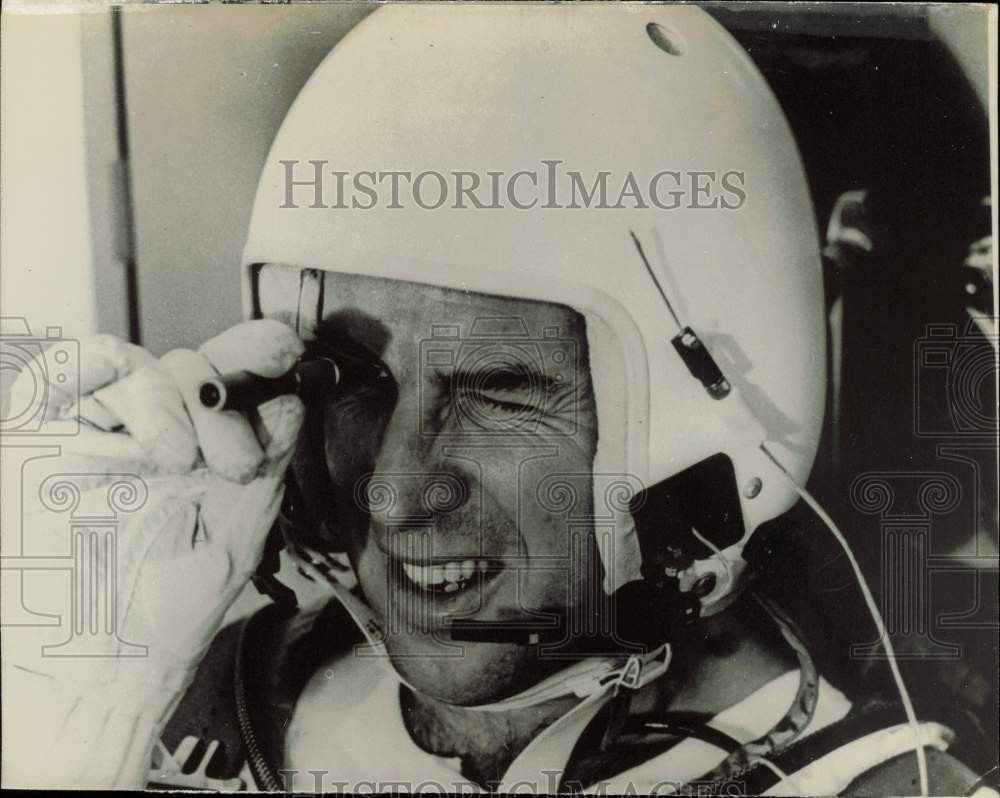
[80,8,139,344]
[111,7,142,346]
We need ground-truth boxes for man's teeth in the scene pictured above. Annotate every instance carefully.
[402,559,490,592]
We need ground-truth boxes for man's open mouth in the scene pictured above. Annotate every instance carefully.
[398,558,505,598]
[387,553,504,601]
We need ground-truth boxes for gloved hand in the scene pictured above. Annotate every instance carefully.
[2,319,305,788]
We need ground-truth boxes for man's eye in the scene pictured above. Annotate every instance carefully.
[461,391,535,415]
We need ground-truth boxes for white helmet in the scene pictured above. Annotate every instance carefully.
[243,4,825,621]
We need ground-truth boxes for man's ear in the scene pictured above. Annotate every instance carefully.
[283,445,361,590]
[284,412,342,552]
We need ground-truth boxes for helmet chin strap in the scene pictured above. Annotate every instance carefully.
[320,576,672,713]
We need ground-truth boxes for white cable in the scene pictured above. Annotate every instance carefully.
[690,525,733,593]
[749,755,806,796]
[759,443,930,798]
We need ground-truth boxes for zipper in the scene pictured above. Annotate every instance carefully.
[234,613,283,791]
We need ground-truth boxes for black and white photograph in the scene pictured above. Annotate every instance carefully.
[0,2,997,794]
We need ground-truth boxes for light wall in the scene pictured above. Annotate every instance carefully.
[1,10,100,341]
[118,3,374,354]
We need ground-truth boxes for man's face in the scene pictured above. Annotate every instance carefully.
[305,272,599,705]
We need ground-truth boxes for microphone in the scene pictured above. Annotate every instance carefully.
[199,351,389,412]
[446,579,700,648]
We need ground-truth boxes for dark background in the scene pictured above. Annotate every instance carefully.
[710,6,996,771]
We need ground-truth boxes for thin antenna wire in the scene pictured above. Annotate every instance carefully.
[759,442,930,798]
[629,230,684,332]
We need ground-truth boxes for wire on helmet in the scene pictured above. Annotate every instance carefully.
[759,442,930,798]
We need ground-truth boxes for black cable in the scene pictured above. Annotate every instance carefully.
[622,717,742,755]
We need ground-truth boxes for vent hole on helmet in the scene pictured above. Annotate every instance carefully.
[646,22,685,56]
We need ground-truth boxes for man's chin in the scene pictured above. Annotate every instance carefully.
[387,636,546,707]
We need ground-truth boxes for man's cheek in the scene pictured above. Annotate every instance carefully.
[327,495,373,556]
[353,543,390,610]
[324,402,394,499]
[524,512,599,599]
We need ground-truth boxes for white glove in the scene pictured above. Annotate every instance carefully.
[1,319,305,789]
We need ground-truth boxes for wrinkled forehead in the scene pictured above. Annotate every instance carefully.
[255,264,589,366]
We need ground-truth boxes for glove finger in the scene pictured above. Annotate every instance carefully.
[89,362,198,474]
[198,318,304,377]
[194,397,303,579]
[199,469,286,579]
[254,394,305,466]
[158,349,264,483]
[9,334,155,426]
[198,318,306,467]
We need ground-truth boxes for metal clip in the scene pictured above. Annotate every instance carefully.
[616,654,644,693]
[150,736,244,791]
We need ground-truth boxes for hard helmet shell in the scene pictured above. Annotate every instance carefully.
[243,4,826,602]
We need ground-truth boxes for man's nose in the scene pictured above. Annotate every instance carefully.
[364,394,472,528]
